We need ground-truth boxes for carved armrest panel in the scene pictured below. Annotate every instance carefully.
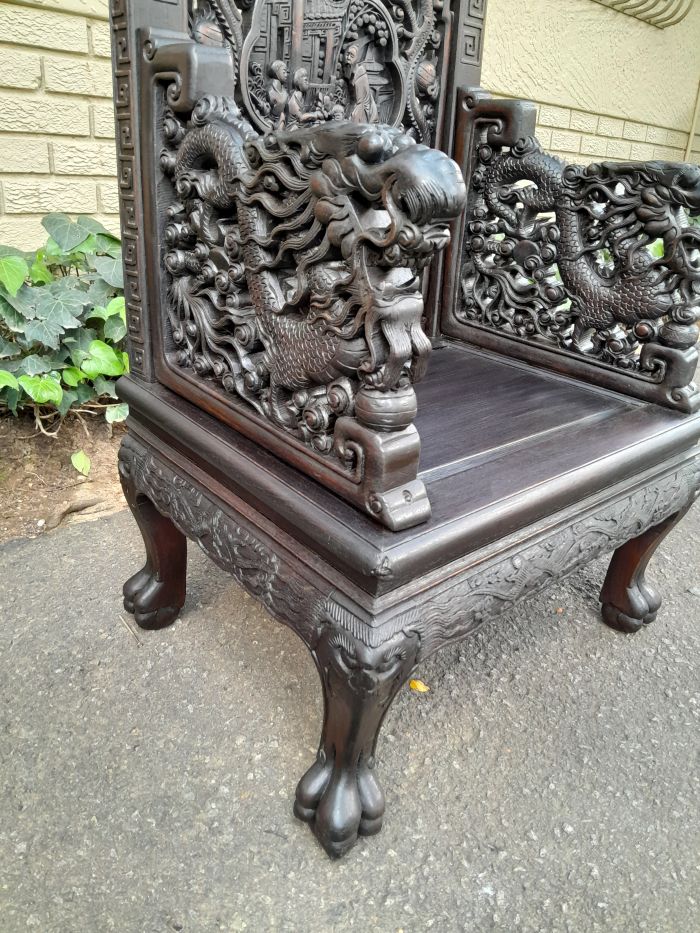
[442,89,700,412]
[161,104,465,447]
[117,7,468,530]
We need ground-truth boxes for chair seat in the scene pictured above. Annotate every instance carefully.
[120,342,700,598]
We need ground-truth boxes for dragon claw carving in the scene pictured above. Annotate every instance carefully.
[295,621,419,857]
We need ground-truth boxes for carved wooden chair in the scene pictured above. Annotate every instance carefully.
[110,0,700,857]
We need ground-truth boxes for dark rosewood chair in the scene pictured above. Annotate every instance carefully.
[110,0,700,857]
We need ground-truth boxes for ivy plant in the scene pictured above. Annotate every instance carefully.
[0,213,129,433]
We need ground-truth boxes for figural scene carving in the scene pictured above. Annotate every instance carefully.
[154,0,464,490]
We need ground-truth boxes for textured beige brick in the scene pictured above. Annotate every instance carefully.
[646,125,667,144]
[666,128,688,149]
[91,102,116,138]
[93,213,120,235]
[535,127,552,149]
[569,111,597,134]
[3,179,98,213]
[622,122,647,141]
[52,140,117,176]
[44,57,113,98]
[580,135,608,157]
[630,141,655,161]
[653,145,684,160]
[0,136,50,173]
[0,47,43,90]
[0,213,52,250]
[17,1,109,18]
[575,152,602,167]
[89,21,112,58]
[538,104,570,129]
[550,129,581,153]
[548,151,573,164]
[606,139,631,159]
[597,116,624,137]
[0,6,88,53]
[97,182,120,213]
[0,92,90,136]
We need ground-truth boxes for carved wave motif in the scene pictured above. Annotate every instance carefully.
[119,435,699,660]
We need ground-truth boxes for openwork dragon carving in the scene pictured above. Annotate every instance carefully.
[454,94,700,410]
[162,101,464,446]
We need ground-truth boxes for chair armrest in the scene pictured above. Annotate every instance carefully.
[161,98,466,525]
[442,89,700,412]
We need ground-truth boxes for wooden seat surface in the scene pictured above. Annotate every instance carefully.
[120,342,700,598]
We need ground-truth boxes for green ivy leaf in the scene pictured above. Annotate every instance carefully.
[105,402,128,423]
[0,335,19,358]
[104,315,127,343]
[17,372,63,405]
[15,353,65,376]
[92,252,124,289]
[75,383,96,404]
[71,449,91,476]
[35,279,88,321]
[0,297,27,333]
[22,318,64,350]
[0,370,19,391]
[80,339,126,378]
[57,388,78,416]
[109,295,126,323]
[42,213,97,252]
[93,375,118,398]
[86,277,117,307]
[2,386,19,413]
[29,252,53,285]
[649,239,665,259]
[1,284,38,319]
[0,252,29,297]
[64,326,98,368]
[62,366,86,387]
[24,310,80,350]
[75,215,115,239]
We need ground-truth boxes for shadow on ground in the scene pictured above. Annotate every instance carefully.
[1,507,699,932]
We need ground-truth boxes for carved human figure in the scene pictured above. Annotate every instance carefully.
[343,45,379,124]
[267,59,289,129]
[287,68,315,128]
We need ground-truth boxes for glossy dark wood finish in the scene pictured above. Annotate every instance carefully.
[111,0,700,858]
[120,483,187,629]
[600,507,691,633]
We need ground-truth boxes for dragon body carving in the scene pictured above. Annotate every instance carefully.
[457,126,700,402]
[161,93,465,457]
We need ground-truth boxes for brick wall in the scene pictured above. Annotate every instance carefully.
[0,0,117,249]
[0,1,698,250]
[534,102,699,166]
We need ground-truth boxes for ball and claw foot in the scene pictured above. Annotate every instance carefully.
[294,749,385,858]
[599,512,681,634]
[601,592,659,633]
[123,565,185,630]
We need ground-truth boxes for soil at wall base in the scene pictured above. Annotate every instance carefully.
[0,413,126,544]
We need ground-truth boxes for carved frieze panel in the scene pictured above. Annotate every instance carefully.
[119,432,700,660]
[188,0,450,144]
